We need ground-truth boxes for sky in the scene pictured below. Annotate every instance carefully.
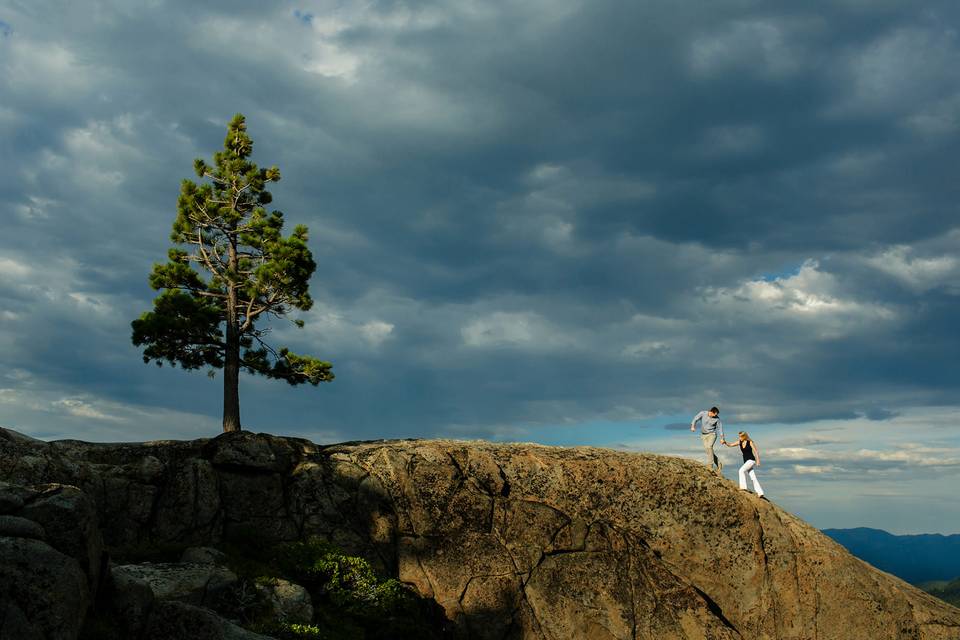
[1,0,958,534]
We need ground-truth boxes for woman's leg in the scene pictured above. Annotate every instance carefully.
[748,465,764,496]
[738,461,751,490]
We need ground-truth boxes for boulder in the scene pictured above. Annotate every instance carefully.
[0,602,43,640]
[203,431,298,473]
[152,458,221,545]
[141,601,273,640]
[181,546,229,565]
[109,564,156,637]
[112,562,238,606]
[0,536,88,640]
[0,515,45,540]
[20,484,103,594]
[256,577,314,624]
[0,484,26,515]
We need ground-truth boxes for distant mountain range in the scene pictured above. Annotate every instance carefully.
[823,527,960,584]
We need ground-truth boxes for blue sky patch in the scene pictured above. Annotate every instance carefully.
[292,9,313,26]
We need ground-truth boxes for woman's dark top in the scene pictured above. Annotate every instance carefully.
[740,440,756,462]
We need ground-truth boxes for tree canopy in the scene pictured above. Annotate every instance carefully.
[132,114,333,431]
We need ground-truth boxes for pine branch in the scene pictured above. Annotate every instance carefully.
[170,286,227,300]
[193,230,225,277]
[241,295,258,332]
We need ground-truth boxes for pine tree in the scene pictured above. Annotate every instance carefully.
[132,114,333,432]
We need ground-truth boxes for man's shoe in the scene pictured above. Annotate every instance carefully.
[716,460,723,473]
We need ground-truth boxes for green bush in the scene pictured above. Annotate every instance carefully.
[217,535,449,639]
[251,621,327,639]
[272,537,416,615]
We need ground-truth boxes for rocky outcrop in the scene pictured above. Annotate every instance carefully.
[109,564,157,638]
[21,485,104,596]
[140,601,271,640]
[2,426,960,640]
[0,481,101,640]
[0,476,279,639]
[0,535,88,640]
[111,562,238,606]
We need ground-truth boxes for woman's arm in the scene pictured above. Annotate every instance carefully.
[722,439,736,447]
[751,441,760,465]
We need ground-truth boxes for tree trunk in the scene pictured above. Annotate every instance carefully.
[223,314,241,432]
[223,242,241,432]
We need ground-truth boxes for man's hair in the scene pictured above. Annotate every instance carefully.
[709,406,720,414]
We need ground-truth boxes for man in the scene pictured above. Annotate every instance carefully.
[690,406,724,474]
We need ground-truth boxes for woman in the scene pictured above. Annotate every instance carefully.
[723,431,766,499]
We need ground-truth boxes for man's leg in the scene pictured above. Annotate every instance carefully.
[701,433,717,468]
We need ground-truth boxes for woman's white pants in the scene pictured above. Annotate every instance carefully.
[739,460,764,496]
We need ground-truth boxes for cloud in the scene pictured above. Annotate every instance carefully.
[688,18,806,79]
[1,0,960,531]
[52,397,125,423]
[862,407,899,421]
[765,440,960,474]
[698,125,766,157]
[357,320,394,346]
[461,311,572,350]
[0,256,30,278]
[864,245,960,294]
[792,464,840,475]
[702,260,896,333]
[834,25,960,118]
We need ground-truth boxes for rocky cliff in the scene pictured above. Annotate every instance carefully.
[2,426,959,640]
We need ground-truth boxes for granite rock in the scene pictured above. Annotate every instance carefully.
[2,427,960,640]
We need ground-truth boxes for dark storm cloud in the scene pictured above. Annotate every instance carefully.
[1,0,959,451]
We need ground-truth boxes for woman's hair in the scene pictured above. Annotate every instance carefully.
[738,431,749,440]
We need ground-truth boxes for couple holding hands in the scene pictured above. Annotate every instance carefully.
[690,407,766,499]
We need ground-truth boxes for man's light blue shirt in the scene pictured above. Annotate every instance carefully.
[691,411,724,441]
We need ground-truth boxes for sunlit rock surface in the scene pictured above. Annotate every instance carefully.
[2,426,959,639]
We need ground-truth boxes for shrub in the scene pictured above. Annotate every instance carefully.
[219,535,449,639]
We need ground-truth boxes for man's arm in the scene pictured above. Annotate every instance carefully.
[717,419,724,442]
[690,411,704,432]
